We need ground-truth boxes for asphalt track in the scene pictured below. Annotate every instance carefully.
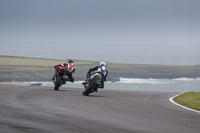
[0,84,200,133]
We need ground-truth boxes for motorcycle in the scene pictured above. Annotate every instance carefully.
[82,71,102,96]
[53,67,71,91]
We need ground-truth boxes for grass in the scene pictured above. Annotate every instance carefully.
[0,55,200,82]
[0,56,100,81]
[173,92,200,111]
[0,56,95,66]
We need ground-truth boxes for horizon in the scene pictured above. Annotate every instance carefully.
[0,0,200,65]
[1,55,200,66]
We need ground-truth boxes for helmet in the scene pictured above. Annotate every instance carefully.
[68,60,74,66]
[99,61,106,67]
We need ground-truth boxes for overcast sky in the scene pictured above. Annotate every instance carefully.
[0,0,200,64]
[1,0,199,45]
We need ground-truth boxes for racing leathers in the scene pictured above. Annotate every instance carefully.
[52,63,75,82]
[87,65,108,88]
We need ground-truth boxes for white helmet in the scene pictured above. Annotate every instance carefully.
[99,61,106,67]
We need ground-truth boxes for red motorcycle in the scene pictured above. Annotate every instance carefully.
[53,67,72,91]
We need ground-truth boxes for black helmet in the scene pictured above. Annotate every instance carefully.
[68,60,74,66]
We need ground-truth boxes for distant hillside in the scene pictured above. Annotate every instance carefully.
[0,55,200,82]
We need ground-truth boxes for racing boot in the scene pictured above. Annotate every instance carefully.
[52,74,56,80]
[99,81,104,88]
[82,81,88,85]
[98,85,104,88]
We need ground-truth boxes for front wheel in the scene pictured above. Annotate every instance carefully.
[83,81,96,96]
[54,76,62,91]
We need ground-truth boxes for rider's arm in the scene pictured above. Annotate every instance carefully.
[89,66,98,72]
[54,64,64,69]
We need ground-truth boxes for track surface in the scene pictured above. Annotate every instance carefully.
[0,84,200,133]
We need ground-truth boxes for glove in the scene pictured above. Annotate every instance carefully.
[88,69,91,73]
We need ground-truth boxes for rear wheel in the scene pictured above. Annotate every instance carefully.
[83,81,96,96]
[54,76,62,91]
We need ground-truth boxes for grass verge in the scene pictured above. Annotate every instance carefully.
[173,92,200,111]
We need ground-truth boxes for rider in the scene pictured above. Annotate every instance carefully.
[52,60,75,83]
[84,61,108,88]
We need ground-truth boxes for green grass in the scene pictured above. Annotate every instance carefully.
[0,56,97,81]
[173,92,200,111]
[0,55,200,82]
[0,56,95,66]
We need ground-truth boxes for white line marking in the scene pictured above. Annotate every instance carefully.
[169,94,200,114]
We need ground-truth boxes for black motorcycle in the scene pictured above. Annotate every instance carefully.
[53,67,71,91]
[82,71,102,96]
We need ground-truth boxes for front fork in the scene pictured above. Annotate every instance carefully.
[53,74,67,85]
[63,75,68,84]
[85,81,98,92]
[84,81,90,91]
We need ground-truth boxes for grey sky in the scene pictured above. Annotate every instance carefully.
[1,0,199,45]
[0,0,200,64]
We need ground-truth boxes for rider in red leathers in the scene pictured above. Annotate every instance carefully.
[52,60,75,82]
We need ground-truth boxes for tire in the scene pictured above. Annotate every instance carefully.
[54,76,62,91]
[83,81,96,96]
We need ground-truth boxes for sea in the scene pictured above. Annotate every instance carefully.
[1,43,200,92]
[41,77,200,92]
